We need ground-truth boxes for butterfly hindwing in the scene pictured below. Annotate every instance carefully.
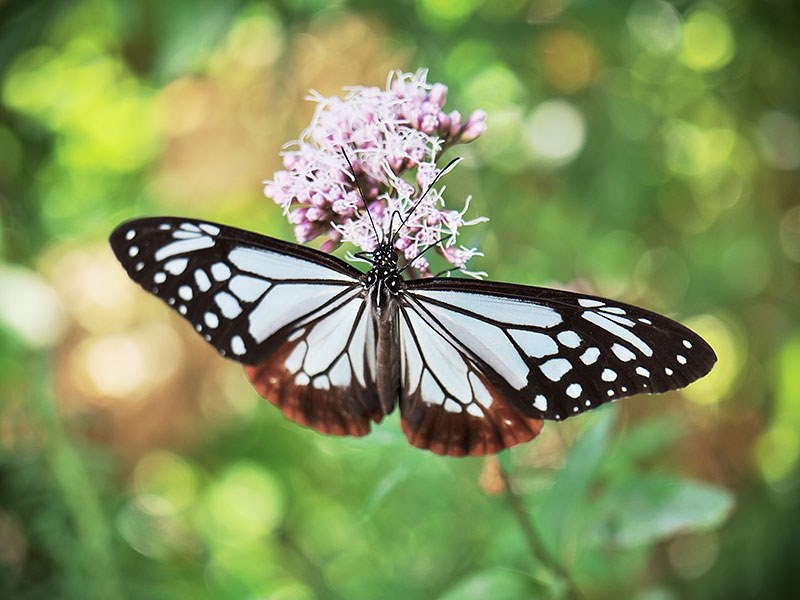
[110,217,385,435]
[244,293,384,436]
[397,301,544,456]
[404,278,716,424]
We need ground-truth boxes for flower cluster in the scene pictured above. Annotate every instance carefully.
[264,69,488,277]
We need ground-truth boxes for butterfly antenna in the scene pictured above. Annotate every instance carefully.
[340,148,382,244]
[398,231,456,274]
[391,156,462,245]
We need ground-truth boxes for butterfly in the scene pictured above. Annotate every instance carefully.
[109,212,716,456]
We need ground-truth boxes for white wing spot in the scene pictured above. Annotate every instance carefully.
[173,230,201,240]
[199,223,221,236]
[154,236,214,261]
[611,343,636,362]
[329,356,351,387]
[579,298,604,308]
[621,386,628,392]
[557,330,582,348]
[180,222,201,233]
[214,292,242,318]
[229,275,270,302]
[585,399,591,406]
[159,223,171,230]
[128,246,139,257]
[583,311,653,357]
[178,285,193,301]
[415,290,563,328]
[599,312,637,327]
[677,354,687,365]
[636,366,650,377]
[164,258,188,275]
[135,262,144,271]
[566,383,582,399]
[167,297,175,305]
[540,358,572,382]
[444,398,463,414]
[195,324,202,332]
[153,272,167,284]
[466,403,483,417]
[285,342,307,374]
[421,371,445,406]
[599,306,626,315]
[665,367,674,376]
[178,305,187,315]
[683,339,693,349]
[125,230,136,240]
[312,375,330,390]
[533,394,548,412]
[204,312,219,329]
[573,406,579,413]
[211,262,231,281]
[204,334,211,341]
[607,389,615,396]
[639,317,652,325]
[469,372,493,409]
[230,246,355,282]
[602,368,617,382]
[580,347,600,365]
[287,328,305,342]
[295,373,310,386]
[510,329,558,358]
[194,269,212,292]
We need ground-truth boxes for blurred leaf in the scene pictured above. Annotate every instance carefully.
[436,569,537,600]
[535,409,617,556]
[587,474,734,548]
[606,414,683,470]
[359,463,412,519]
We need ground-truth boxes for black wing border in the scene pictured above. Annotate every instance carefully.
[110,216,364,281]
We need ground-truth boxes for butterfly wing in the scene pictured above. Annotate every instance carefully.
[397,278,716,455]
[109,217,383,435]
[397,302,544,456]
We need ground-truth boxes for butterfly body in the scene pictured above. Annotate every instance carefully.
[110,217,716,456]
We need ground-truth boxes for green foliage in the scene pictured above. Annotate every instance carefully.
[1,0,798,598]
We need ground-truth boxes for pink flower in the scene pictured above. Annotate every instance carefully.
[264,69,488,277]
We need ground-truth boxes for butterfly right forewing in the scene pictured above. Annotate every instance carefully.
[404,278,716,424]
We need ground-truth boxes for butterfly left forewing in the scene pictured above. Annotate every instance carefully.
[110,217,363,363]
[110,217,385,436]
[404,278,716,424]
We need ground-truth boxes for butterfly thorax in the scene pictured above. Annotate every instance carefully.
[362,242,404,300]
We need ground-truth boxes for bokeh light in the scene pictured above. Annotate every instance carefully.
[524,99,586,165]
[678,8,735,72]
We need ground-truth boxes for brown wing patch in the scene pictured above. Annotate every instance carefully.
[244,335,384,438]
[400,371,544,456]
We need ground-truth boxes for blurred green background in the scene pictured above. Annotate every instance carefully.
[1,0,798,598]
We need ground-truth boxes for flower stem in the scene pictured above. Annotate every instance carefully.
[498,462,584,600]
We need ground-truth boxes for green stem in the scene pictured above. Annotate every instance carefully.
[34,354,125,600]
[498,462,584,600]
